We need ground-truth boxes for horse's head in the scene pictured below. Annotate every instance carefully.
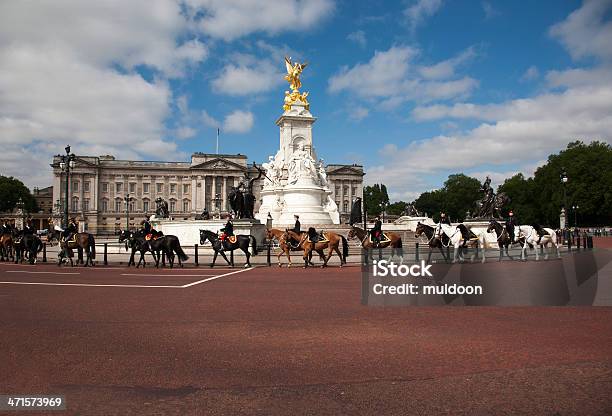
[486,220,497,234]
[414,222,425,238]
[347,227,356,239]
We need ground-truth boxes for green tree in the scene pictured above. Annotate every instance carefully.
[364,184,389,216]
[0,175,38,213]
[497,173,538,224]
[387,201,407,216]
[413,173,480,221]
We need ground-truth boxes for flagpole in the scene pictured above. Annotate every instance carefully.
[216,128,219,154]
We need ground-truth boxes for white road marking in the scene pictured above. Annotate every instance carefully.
[182,267,255,287]
[0,266,256,288]
[5,270,80,275]
[121,273,216,277]
[0,281,182,288]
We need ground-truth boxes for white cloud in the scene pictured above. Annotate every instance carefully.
[201,110,221,129]
[212,60,283,96]
[328,45,478,109]
[404,0,443,33]
[185,0,335,41]
[481,1,500,20]
[0,0,209,187]
[520,65,540,82]
[223,110,254,134]
[347,30,367,47]
[549,0,612,62]
[349,106,370,121]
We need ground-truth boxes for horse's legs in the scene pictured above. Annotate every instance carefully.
[219,250,231,266]
[210,251,218,267]
[452,246,458,263]
[243,248,251,268]
[333,245,343,267]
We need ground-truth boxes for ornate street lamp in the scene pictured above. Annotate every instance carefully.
[572,204,579,227]
[213,193,222,219]
[59,145,76,228]
[124,194,134,230]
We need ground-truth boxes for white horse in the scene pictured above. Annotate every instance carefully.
[438,223,487,263]
[516,225,560,260]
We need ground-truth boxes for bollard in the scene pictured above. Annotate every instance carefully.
[567,235,571,252]
[415,242,419,262]
[267,243,271,266]
[230,249,234,267]
[583,236,587,249]
[194,244,199,266]
[42,243,47,263]
[587,235,593,249]
[103,243,108,265]
[576,235,581,250]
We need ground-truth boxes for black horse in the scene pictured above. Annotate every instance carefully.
[119,230,155,267]
[228,186,244,218]
[487,220,516,261]
[13,232,43,264]
[414,222,450,264]
[146,235,188,268]
[199,229,257,268]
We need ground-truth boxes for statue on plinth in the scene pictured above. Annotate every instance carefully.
[283,57,310,111]
[474,176,510,219]
[229,164,265,219]
[154,197,169,218]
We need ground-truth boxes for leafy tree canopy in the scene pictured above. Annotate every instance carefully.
[0,175,38,213]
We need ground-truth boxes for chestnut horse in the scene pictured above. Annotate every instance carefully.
[284,230,348,268]
[265,228,324,267]
[59,233,96,266]
[0,233,14,262]
[348,226,403,263]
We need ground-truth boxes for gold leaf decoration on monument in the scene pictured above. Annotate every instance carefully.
[283,56,310,111]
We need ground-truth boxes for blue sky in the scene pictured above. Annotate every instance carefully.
[1,0,610,201]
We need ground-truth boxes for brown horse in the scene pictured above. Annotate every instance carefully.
[265,228,323,267]
[348,226,403,263]
[285,230,348,268]
[59,233,96,266]
[0,233,14,262]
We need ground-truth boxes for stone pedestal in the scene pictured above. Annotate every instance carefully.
[560,208,566,230]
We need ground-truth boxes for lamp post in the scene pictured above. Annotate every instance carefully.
[124,194,134,230]
[214,193,222,219]
[572,204,579,227]
[59,145,76,228]
[16,197,25,230]
[380,201,387,223]
[559,168,568,229]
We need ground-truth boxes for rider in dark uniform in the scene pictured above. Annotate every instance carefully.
[531,223,547,244]
[505,210,517,243]
[220,216,234,242]
[289,215,301,248]
[1,220,12,235]
[141,218,152,236]
[23,217,35,235]
[63,217,78,241]
[440,212,451,225]
[370,215,382,246]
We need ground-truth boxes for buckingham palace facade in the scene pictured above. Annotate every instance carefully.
[51,153,364,234]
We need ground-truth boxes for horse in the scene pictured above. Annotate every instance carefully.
[265,228,322,267]
[436,223,486,263]
[284,229,348,268]
[58,232,96,266]
[347,226,403,264]
[414,222,449,263]
[199,229,257,268]
[516,225,560,261]
[228,187,244,218]
[13,232,43,264]
[0,232,14,262]
[119,230,155,267]
[146,235,188,268]
[487,220,515,261]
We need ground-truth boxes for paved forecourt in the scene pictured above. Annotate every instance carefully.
[1,256,612,415]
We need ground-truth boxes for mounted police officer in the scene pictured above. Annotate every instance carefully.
[23,216,35,235]
[370,214,382,246]
[505,210,517,243]
[141,218,152,235]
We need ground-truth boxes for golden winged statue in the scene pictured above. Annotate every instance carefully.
[283,56,310,111]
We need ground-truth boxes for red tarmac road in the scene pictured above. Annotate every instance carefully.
[1,256,612,415]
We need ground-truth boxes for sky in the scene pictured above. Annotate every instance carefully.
[0,0,611,202]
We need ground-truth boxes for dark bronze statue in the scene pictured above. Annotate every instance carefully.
[154,197,169,218]
[228,163,265,219]
[474,176,510,219]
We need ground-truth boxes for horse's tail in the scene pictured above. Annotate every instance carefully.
[341,235,349,262]
[397,237,404,256]
[250,235,258,255]
[175,242,189,261]
[89,234,96,259]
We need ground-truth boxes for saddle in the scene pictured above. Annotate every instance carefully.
[369,232,391,246]
[219,233,237,244]
[145,233,161,241]
[308,232,329,244]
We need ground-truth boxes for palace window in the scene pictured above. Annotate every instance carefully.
[183,200,190,212]
[343,185,349,195]
[183,184,189,194]
[335,185,340,195]
[156,183,163,193]
[129,183,136,193]
[102,182,108,193]
[169,200,176,212]
[142,200,149,213]
[84,181,90,192]
[101,199,108,212]
[170,183,177,194]
[116,183,123,193]
[143,183,150,193]
[72,181,79,192]
[343,200,348,213]
[83,199,90,211]
[115,199,122,212]
[71,197,79,212]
